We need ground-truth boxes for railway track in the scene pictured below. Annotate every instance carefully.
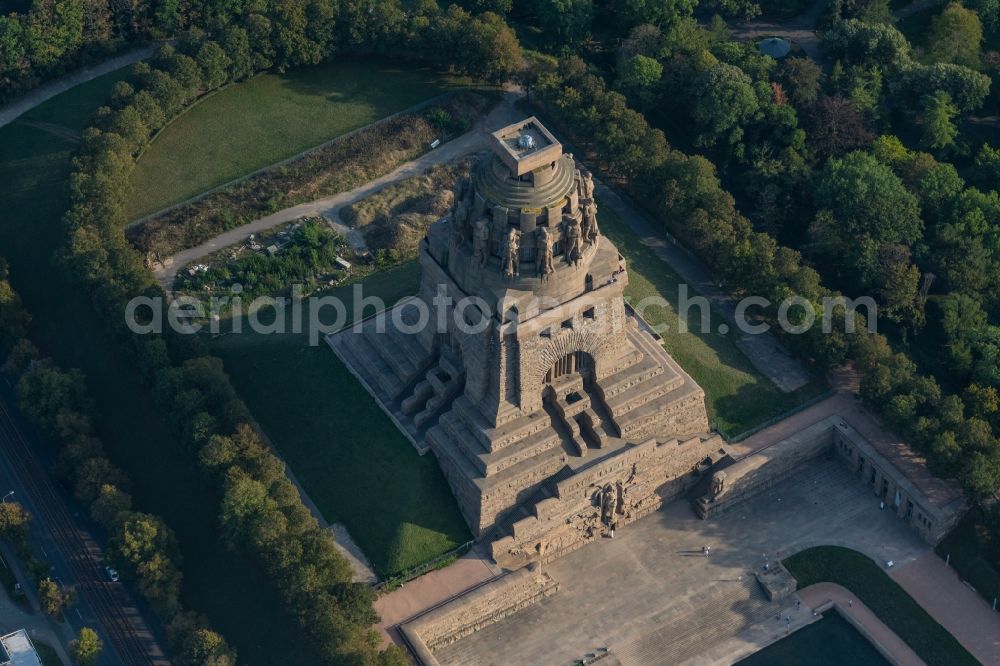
[0,397,155,665]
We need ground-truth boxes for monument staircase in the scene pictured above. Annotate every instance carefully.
[426,323,710,534]
[334,302,432,401]
[596,325,701,441]
[542,374,618,455]
[610,578,776,666]
[401,347,466,431]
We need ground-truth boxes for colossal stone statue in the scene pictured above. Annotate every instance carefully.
[710,471,727,499]
[582,200,600,243]
[472,218,490,266]
[564,215,583,266]
[581,170,595,200]
[536,226,554,277]
[600,484,618,525]
[503,228,521,279]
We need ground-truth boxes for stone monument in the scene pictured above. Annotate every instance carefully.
[331,118,725,568]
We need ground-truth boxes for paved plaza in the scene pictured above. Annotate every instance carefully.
[433,458,930,665]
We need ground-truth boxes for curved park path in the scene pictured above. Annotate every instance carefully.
[0,44,160,129]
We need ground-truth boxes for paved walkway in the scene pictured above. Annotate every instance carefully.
[891,551,1000,665]
[0,45,159,129]
[432,459,930,665]
[798,583,924,665]
[374,546,500,644]
[596,182,812,392]
[152,89,524,288]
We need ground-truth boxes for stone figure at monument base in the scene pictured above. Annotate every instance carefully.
[329,117,723,569]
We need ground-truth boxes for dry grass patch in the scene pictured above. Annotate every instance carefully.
[127,92,494,260]
[342,159,472,260]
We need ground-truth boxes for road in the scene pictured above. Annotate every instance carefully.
[0,390,167,665]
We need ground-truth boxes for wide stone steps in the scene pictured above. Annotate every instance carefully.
[362,317,424,387]
[414,369,464,430]
[616,387,698,439]
[597,351,666,401]
[438,410,492,475]
[337,331,403,400]
[452,395,553,453]
[614,580,775,666]
[603,372,675,421]
[400,379,433,415]
[440,404,569,484]
[427,417,483,481]
[577,408,611,449]
[481,424,566,476]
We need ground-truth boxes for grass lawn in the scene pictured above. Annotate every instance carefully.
[599,203,827,436]
[208,263,471,576]
[737,612,888,665]
[1,69,327,665]
[784,546,977,665]
[126,57,473,219]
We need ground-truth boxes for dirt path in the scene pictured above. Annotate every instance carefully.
[0,45,159,129]
[152,90,525,288]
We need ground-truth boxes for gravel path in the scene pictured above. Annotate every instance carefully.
[153,90,524,288]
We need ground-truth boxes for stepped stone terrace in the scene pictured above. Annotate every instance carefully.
[329,117,722,565]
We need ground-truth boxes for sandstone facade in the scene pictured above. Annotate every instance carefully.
[330,118,719,564]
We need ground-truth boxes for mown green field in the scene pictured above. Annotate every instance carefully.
[127,58,472,219]
[599,204,826,436]
[209,263,472,577]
